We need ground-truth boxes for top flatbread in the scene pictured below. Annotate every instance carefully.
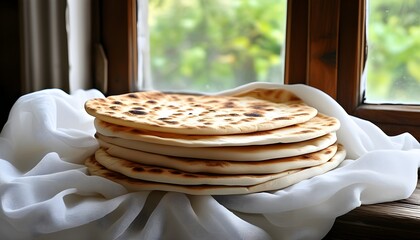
[94,113,340,147]
[85,89,317,135]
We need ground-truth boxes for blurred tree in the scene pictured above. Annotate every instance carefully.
[148,0,420,102]
[366,0,420,103]
[149,0,286,92]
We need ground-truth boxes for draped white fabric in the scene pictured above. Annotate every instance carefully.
[0,83,419,240]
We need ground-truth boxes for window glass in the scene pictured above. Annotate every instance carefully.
[146,0,286,93]
[365,0,420,104]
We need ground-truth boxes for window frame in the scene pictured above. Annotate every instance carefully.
[95,0,138,95]
[99,0,420,140]
[340,0,420,140]
[285,0,420,140]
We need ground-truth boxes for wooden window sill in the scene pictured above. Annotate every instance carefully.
[325,177,420,239]
[353,104,420,140]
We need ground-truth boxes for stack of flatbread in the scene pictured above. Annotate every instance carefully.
[84,88,346,195]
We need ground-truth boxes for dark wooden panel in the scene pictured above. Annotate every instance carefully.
[284,0,309,85]
[100,0,137,95]
[354,105,420,140]
[307,0,340,99]
[370,122,420,140]
[0,0,22,129]
[285,0,340,99]
[336,0,365,113]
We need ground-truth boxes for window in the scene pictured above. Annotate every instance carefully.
[99,0,420,140]
[365,0,420,104]
[145,0,287,93]
[336,0,420,140]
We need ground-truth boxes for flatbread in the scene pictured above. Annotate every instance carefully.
[85,144,346,195]
[94,113,340,147]
[94,148,298,186]
[232,88,308,103]
[96,132,337,161]
[84,90,317,135]
[101,143,338,174]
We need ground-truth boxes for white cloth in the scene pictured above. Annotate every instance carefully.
[0,83,419,240]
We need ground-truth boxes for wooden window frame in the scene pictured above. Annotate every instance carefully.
[95,0,137,95]
[99,0,420,140]
[285,0,420,140]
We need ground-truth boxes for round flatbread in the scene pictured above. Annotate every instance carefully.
[84,89,317,135]
[96,132,337,161]
[94,113,340,147]
[231,87,307,103]
[85,144,346,195]
[100,143,338,174]
[94,148,298,186]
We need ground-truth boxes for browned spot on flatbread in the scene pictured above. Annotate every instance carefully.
[251,104,270,110]
[289,95,301,101]
[104,171,125,180]
[128,110,148,115]
[149,168,163,173]
[158,117,171,121]
[132,167,145,172]
[299,130,314,134]
[293,113,310,116]
[273,116,292,120]
[244,112,263,117]
[163,120,179,125]
[241,118,256,122]
[223,101,236,108]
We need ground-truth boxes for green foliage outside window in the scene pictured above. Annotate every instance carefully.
[366,0,420,103]
[149,0,420,103]
[149,0,286,93]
